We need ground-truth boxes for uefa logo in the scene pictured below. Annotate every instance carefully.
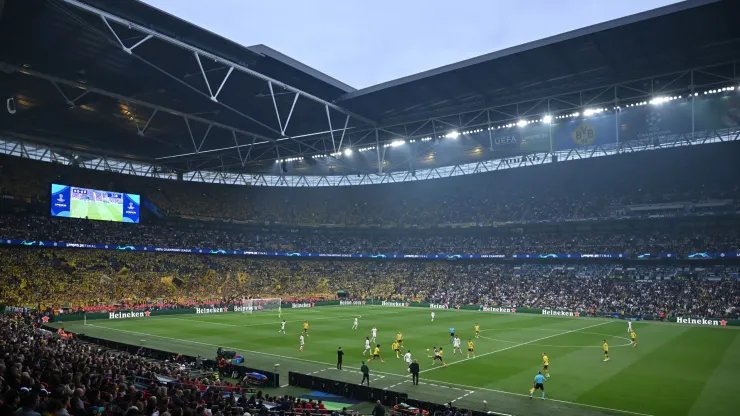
[57,194,65,202]
[128,202,134,210]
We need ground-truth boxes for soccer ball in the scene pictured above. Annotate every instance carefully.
[426,348,430,351]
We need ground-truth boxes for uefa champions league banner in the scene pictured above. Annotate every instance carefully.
[1,239,738,259]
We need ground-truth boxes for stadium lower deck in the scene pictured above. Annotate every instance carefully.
[53,306,739,416]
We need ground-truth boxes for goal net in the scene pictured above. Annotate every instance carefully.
[236,298,282,314]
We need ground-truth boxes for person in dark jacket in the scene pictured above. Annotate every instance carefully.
[360,363,370,386]
[409,360,420,385]
[336,347,344,370]
[372,400,385,416]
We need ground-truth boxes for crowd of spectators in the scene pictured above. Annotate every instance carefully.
[0,315,352,416]
[1,248,738,318]
[1,145,739,227]
[2,214,739,255]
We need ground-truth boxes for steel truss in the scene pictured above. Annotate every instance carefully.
[52,0,376,172]
[2,127,738,187]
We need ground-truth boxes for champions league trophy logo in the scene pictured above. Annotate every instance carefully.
[57,194,65,202]
[128,202,134,210]
[646,111,662,132]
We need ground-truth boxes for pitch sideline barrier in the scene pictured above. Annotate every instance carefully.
[13,302,740,326]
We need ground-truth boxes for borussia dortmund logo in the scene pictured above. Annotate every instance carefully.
[571,124,596,146]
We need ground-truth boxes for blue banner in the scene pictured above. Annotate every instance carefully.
[490,124,550,152]
[618,101,692,142]
[1,239,738,260]
[513,253,626,259]
[552,113,617,150]
[693,94,740,132]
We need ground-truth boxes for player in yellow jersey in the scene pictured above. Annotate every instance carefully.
[466,339,475,359]
[630,330,638,347]
[396,332,403,346]
[474,324,480,339]
[303,321,309,336]
[433,347,447,366]
[602,340,609,361]
[392,341,401,358]
[542,352,550,377]
[367,345,384,363]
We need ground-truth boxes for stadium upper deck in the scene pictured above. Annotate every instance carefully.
[0,0,739,185]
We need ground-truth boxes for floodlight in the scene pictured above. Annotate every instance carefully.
[343,148,353,156]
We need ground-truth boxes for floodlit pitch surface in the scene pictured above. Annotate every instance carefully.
[70,199,122,222]
[57,306,738,416]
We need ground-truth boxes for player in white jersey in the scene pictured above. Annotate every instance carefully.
[428,347,438,363]
[627,320,632,334]
[363,337,371,355]
[431,311,435,322]
[353,317,359,330]
[453,337,462,354]
[371,326,377,343]
[279,320,286,334]
[299,335,305,351]
[404,350,412,366]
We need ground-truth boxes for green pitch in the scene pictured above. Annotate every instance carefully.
[70,199,122,222]
[56,306,738,416]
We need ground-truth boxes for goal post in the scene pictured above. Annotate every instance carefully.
[236,298,282,314]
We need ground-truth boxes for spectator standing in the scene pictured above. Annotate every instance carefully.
[372,400,385,416]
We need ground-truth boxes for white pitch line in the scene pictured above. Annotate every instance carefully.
[82,324,402,378]
[420,321,611,374]
[80,317,650,415]
[414,377,654,416]
[163,309,404,329]
[451,390,475,403]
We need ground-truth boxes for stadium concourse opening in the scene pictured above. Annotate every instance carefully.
[2,1,740,416]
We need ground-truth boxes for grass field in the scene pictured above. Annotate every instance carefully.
[70,199,122,222]
[54,306,738,416]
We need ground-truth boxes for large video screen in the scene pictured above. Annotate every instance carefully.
[50,184,140,223]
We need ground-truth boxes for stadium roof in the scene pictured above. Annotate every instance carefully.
[1,0,739,176]
[339,0,740,125]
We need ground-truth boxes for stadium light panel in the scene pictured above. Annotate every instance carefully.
[343,148,352,156]
[543,115,552,124]
[446,131,460,139]
[517,120,526,127]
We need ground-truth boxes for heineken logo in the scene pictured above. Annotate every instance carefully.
[196,307,228,314]
[109,311,150,319]
[483,307,516,313]
[340,301,365,306]
[382,301,409,307]
[291,303,313,308]
[429,304,449,309]
[676,317,727,326]
[233,305,256,312]
[542,310,580,317]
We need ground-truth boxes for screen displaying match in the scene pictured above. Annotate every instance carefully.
[50,184,140,223]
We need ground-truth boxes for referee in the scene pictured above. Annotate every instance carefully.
[530,371,546,400]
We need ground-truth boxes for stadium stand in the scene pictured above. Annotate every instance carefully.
[0,315,333,416]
